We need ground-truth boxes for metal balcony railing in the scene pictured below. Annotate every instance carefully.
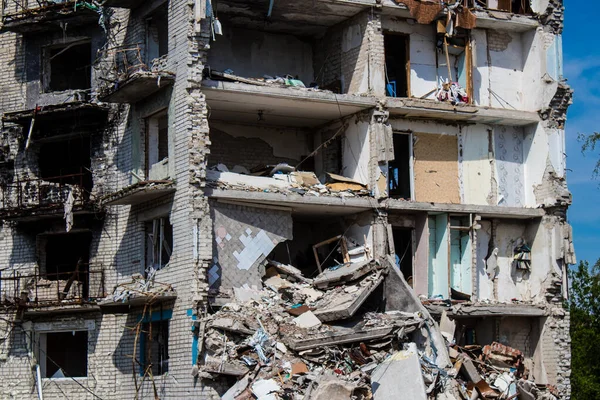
[96,44,171,94]
[0,170,91,212]
[1,0,99,20]
[0,263,105,308]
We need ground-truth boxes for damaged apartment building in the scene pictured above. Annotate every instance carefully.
[0,0,574,399]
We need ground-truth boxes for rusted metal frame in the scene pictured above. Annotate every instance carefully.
[0,265,105,306]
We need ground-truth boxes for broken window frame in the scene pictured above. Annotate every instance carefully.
[37,330,89,379]
[144,109,169,180]
[41,39,92,93]
[145,216,173,273]
[428,213,474,299]
[139,309,171,377]
[388,131,414,200]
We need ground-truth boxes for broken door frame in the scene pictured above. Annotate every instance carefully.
[383,31,411,98]
[427,213,474,298]
[389,131,415,200]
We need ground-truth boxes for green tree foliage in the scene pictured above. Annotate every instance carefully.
[569,259,600,399]
[579,132,600,178]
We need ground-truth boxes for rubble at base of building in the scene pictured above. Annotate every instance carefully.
[198,255,556,400]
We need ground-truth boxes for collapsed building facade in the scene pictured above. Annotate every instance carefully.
[0,0,574,399]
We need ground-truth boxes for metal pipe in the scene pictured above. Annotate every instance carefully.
[35,364,44,400]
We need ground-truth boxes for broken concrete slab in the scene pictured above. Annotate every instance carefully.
[313,259,381,289]
[251,378,281,400]
[312,373,358,400]
[371,350,427,400]
[313,271,384,322]
[440,311,456,343]
[293,310,322,329]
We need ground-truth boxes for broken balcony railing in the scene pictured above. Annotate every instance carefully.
[97,45,175,102]
[0,0,100,24]
[0,172,91,212]
[0,264,105,308]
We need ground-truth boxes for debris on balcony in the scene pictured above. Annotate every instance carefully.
[100,269,176,308]
[436,81,469,104]
[204,68,325,91]
[206,165,369,198]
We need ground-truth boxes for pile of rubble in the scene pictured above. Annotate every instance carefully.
[207,164,370,198]
[197,253,559,400]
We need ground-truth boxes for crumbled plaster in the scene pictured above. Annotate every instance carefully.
[533,157,572,207]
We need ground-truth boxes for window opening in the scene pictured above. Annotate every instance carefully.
[388,133,411,199]
[384,34,409,98]
[146,217,173,272]
[44,41,92,92]
[42,331,88,378]
[393,227,413,285]
[141,318,169,376]
[146,3,169,64]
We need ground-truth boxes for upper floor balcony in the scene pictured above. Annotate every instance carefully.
[1,102,108,219]
[0,0,101,34]
[98,45,175,104]
[0,172,95,220]
[0,263,105,314]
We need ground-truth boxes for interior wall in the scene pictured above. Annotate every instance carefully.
[473,29,524,109]
[494,125,525,207]
[494,220,546,303]
[414,133,460,203]
[413,213,429,297]
[460,125,494,205]
[208,122,311,171]
[207,25,314,84]
[475,220,494,301]
[523,123,566,208]
[342,119,370,185]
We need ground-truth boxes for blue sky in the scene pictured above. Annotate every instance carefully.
[564,0,600,264]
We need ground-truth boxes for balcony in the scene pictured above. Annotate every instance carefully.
[0,0,101,34]
[386,97,541,126]
[0,264,105,314]
[98,46,175,104]
[0,172,96,220]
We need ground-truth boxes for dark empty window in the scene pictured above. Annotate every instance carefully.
[393,227,413,284]
[43,232,92,298]
[384,34,409,98]
[388,133,411,199]
[45,42,92,92]
[142,319,169,376]
[39,136,92,191]
[44,331,88,378]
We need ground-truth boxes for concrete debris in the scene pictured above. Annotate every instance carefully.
[371,348,428,400]
[207,168,369,198]
[199,255,456,399]
[200,247,559,398]
[205,68,328,92]
[100,269,175,306]
[293,311,322,329]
